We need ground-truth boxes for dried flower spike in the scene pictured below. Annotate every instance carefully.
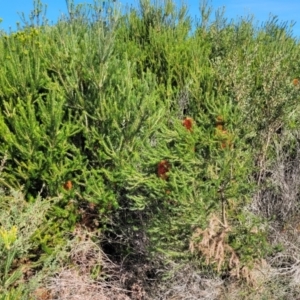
[157,160,170,180]
[221,140,233,149]
[182,117,193,131]
[216,115,224,124]
[216,124,223,130]
[293,78,299,86]
[215,129,233,149]
[63,180,72,191]
[215,116,225,131]
[215,128,227,137]
[221,131,233,149]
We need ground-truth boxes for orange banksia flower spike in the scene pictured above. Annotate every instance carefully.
[63,180,72,191]
[292,78,299,86]
[182,117,193,131]
[157,160,171,180]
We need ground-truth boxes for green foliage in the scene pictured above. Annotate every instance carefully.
[111,0,300,276]
[0,287,25,300]
[0,0,300,294]
[228,212,271,264]
[0,1,122,252]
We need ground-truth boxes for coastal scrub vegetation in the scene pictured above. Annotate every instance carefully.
[0,0,300,298]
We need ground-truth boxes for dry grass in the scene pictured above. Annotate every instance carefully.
[251,130,300,225]
[47,268,130,300]
[149,262,223,300]
[248,129,300,299]
[34,226,132,300]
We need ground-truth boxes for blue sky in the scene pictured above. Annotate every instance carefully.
[0,0,299,38]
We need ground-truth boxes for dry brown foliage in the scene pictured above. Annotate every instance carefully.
[41,226,133,300]
[189,214,253,284]
[46,268,131,300]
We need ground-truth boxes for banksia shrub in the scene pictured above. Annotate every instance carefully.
[0,1,299,297]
